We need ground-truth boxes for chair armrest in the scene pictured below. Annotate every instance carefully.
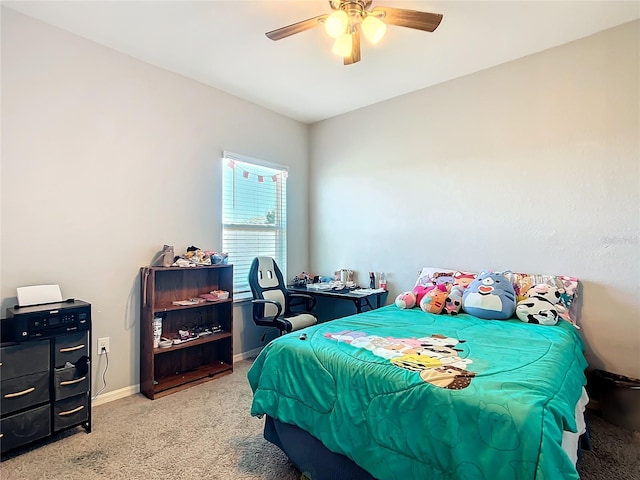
[252,299,283,320]
[287,293,317,313]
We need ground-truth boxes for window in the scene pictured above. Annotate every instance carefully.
[222,151,287,295]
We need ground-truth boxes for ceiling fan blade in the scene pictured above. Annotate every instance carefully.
[372,7,443,32]
[344,29,361,66]
[266,14,328,41]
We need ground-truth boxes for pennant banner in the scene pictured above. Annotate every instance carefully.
[227,160,286,182]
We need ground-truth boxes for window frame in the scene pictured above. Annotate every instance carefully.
[221,151,288,299]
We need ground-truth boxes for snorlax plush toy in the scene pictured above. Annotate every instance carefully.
[462,272,516,320]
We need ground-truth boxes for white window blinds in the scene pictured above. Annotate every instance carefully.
[222,151,287,294]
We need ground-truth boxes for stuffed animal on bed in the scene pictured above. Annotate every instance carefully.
[514,275,535,302]
[526,283,561,304]
[462,272,516,320]
[395,291,417,309]
[515,284,562,326]
[442,272,477,315]
[443,286,464,315]
[419,284,450,314]
[515,296,559,326]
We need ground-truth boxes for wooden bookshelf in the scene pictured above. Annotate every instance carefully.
[140,265,233,399]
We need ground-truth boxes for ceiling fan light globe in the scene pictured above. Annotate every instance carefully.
[332,33,353,58]
[362,15,386,44]
[325,10,349,38]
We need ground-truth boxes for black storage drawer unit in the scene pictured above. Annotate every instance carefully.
[53,393,89,431]
[1,371,50,416]
[1,300,92,455]
[54,363,90,401]
[0,404,51,452]
[0,340,49,380]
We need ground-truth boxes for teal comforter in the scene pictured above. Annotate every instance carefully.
[248,306,587,480]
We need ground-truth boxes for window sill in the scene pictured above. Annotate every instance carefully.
[233,292,253,304]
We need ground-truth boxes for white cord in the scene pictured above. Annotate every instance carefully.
[91,349,109,400]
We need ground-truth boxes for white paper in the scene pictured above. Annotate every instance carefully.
[16,284,63,306]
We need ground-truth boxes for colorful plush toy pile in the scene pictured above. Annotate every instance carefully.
[512,273,579,326]
[394,267,579,327]
[396,268,478,316]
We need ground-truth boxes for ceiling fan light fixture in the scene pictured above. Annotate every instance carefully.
[265,2,443,65]
[361,15,387,44]
[332,32,353,58]
[325,10,349,38]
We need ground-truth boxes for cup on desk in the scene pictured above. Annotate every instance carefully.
[340,269,354,283]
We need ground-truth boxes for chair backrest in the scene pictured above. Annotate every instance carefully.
[248,257,288,318]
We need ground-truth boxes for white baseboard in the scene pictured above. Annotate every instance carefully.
[234,346,263,362]
[91,348,262,406]
[92,384,139,407]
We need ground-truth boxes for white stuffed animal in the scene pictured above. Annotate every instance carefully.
[515,284,561,326]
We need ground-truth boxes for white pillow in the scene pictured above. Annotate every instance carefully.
[414,267,457,287]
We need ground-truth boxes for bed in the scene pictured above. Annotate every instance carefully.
[248,296,588,479]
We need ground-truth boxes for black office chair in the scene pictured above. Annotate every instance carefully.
[248,257,318,339]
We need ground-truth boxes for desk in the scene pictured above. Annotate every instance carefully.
[288,286,388,315]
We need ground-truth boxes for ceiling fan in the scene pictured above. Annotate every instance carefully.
[265,0,443,65]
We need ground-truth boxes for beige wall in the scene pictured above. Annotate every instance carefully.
[2,8,638,396]
[309,21,640,378]
[1,9,310,395]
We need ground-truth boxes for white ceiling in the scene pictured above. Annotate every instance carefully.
[3,1,639,123]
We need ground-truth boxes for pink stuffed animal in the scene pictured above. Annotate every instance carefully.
[395,291,417,309]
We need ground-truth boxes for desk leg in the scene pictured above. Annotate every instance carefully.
[358,297,377,313]
[354,299,363,314]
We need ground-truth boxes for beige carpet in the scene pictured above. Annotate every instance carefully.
[1,360,299,480]
[1,359,638,479]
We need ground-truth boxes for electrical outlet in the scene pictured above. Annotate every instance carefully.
[98,337,110,355]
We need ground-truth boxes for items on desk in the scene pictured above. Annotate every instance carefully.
[369,272,376,289]
[307,281,357,291]
[379,272,387,291]
[292,272,316,287]
[337,269,354,283]
[352,288,386,294]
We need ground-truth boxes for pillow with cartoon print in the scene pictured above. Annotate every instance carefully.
[414,268,476,314]
[512,273,578,307]
[413,267,454,306]
[414,267,456,288]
